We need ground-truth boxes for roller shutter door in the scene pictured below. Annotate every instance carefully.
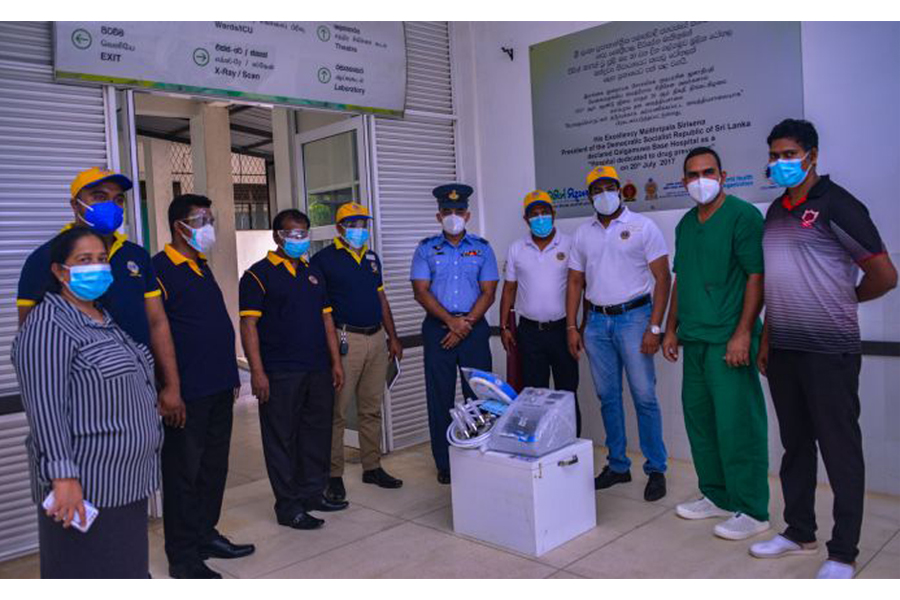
[0,20,109,560]
[372,22,459,450]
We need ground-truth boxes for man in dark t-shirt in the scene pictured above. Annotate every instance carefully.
[749,119,897,579]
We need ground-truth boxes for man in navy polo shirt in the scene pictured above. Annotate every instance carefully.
[17,167,184,427]
[310,202,404,503]
[239,208,345,530]
[153,194,255,579]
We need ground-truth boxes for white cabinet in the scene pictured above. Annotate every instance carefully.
[449,439,596,556]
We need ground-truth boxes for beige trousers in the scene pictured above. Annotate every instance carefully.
[331,330,390,476]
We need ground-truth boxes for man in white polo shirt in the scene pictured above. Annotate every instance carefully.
[566,165,672,502]
[500,190,580,434]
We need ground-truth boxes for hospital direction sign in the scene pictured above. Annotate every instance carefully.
[54,21,407,116]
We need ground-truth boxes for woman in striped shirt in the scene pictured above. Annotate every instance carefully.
[11,228,163,579]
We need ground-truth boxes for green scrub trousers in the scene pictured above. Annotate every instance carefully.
[681,337,769,521]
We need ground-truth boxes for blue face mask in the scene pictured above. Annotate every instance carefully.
[283,238,310,259]
[64,264,113,301]
[768,153,810,188]
[78,199,124,235]
[528,215,554,238]
[343,228,370,249]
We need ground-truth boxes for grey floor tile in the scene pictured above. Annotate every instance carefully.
[208,505,404,579]
[856,549,900,579]
[261,522,555,579]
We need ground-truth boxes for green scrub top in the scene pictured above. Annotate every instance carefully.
[673,195,764,344]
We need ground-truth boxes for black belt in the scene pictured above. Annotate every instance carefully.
[518,316,567,331]
[589,294,651,316]
[338,324,383,336]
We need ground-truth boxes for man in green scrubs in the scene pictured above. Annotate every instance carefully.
[662,147,770,541]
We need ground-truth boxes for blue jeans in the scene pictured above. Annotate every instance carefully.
[583,303,667,474]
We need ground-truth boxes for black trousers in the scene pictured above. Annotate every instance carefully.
[38,498,148,579]
[423,316,492,473]
[766,350,864,564]
[516,319,582,436]
[259,370,334,521]
[161,389,234,566]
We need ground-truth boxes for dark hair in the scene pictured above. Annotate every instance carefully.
[168,194,212,234]
[272,208,310,231]
[46,228,107,294]
[683,146,722,174]
[767,118,819,152]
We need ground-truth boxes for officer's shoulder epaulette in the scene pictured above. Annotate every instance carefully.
[419,234,442,246]
[467,233,488,244]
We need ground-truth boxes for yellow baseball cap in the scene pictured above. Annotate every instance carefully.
[586,165,620,188]
[336,202,371,223]
[523,190,553,213]
[70,166,133,198]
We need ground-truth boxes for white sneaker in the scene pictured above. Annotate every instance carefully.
[675,497,731,520]
[750,534,819,558]
[816,559,855,579]
[713,513,771,540]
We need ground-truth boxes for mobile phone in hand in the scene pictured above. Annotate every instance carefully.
[42,491,99,533]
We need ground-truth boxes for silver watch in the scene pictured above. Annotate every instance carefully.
[650,325,662,336]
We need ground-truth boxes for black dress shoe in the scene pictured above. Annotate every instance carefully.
[363,467,403,489]
[644,472,667,502]
[437,470,451,485]
[594,466,632,490]
[199,534,256,560]
[169,561,223,579]
[326,476,346,502]
[304,494,349,512]
[277,511,324,530]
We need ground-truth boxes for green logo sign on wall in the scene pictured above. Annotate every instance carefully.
[71,29,92,50]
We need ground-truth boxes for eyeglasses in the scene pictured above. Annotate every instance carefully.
[278,229,310,241]
[340,219,369,229]
[180,212,216,227]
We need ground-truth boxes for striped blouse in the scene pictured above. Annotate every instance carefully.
[11,293,163,508]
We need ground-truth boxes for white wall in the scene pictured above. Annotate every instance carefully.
[236,230,277,284]
[453,21,900,495]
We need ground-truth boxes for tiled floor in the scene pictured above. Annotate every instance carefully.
[2,391,899,579]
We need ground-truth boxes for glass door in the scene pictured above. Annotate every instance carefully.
[296,116,368,256]
[296,115,371,448]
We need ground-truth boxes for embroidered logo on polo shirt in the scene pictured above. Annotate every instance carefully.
[308,275,319,285]
[127,260,141,277]
[557,252,566,261]
[620,230,631,241]
[370,262,379,273]
[801,209,820,229]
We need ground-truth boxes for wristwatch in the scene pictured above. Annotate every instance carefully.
[650,325,662,335]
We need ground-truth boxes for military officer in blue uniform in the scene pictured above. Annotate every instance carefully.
[410,183,499,484]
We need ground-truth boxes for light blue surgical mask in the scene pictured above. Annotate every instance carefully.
[343,228,370,249]
[768,153,810,188]
[528,215,554,238]
[283,238,310,259]
[63,263,113,301]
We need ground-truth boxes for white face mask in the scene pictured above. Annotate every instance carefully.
[181,223,217,253]
[442,214,466,235]
[592,191,621,216]
[686,177,721,205]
